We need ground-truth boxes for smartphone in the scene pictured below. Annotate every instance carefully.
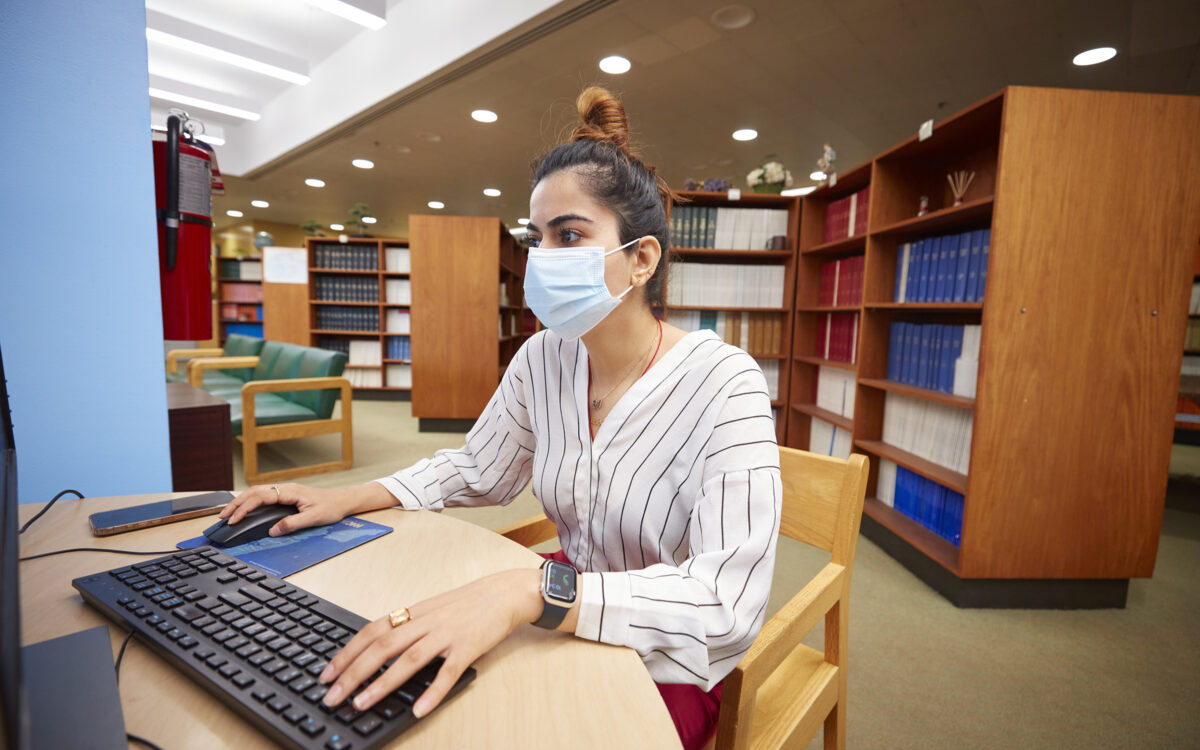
[89,491,234,536]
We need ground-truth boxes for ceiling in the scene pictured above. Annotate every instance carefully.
[146,0,1200,240]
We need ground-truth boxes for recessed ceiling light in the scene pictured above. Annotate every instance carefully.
[732,128,757,141]
[810,170,826,181]
[362,216,377,224]
[417,132,441,143]
[148,87,260,121]
[471,109,498,123]
[1072,46,1117,66]
[352,158,374,169]
[711,4,756,30]
[145,10,310,85]
[305,178,325,187]
[781,186,817,197]
[251,200,269,208]
[307,0,386,30]
[483,188,501,197]
[226,209,244,217]
[599,55,631,74]
[329,223,344,231]
[427,201,445,209]
[517,218,529,225]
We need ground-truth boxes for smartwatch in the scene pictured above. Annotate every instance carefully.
[534,559,577,629]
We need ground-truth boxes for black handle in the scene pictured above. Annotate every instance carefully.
[165,114,181,270]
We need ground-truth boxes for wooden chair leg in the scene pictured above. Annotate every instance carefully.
[243,433,260,485]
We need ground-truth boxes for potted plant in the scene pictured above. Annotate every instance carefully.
[746,160,794,194]
[345,203,375,237]
[300,218,326,237]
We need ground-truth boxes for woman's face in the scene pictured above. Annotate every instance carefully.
[527,169,633,298]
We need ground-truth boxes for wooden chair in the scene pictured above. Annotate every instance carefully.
[495,448,868,750]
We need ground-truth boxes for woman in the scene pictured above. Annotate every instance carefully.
[220,87,781,749]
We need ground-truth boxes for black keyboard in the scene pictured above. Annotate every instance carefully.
[73,546,475,750]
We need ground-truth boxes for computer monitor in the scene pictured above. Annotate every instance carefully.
[1,343,22,748]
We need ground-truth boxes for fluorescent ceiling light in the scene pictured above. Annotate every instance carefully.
[517,218,529,225]
[251,200,270,208]
[329,223,344,231]
[732,128,757,141]
[150,121,225,146]
[428,201,445,209]
[471,109,498,123]
[362,216,378,224]
[226,210,244,217]
[483,188,502,197]
[308,0,387,30]
[781,186,817,197]
[352,158,374,169]
[1073,46,1117,66]
[599,55,631,74]
[305,178,326,187]
[145,10,309,85]
[149,87,260,121]
[810,170,826,181]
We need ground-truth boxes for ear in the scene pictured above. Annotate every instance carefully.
[631,236,661,286]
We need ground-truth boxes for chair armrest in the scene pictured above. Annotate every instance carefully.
[187,356,260,387]
[496,514,557,548]
[241,377,352,430]
[739,561,844,686]
[166,347,223,373]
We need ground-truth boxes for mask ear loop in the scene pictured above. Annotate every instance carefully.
[606,237,643,299]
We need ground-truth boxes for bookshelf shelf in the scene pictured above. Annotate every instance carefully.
[858,377,974,410]
[311,329,382,336]
[792,402,852,431]
[863,302,983,312]
[863,498,961,573]
[310,301,377,307]
[674,248,793,260]
[797,305,861,313]
[383,359,411,364]
[854,439,968,494]
[801,235,867,257]
[669,305,790,313]
[871,197,994,239]
[215,256,264,344]
[793,355,856,371]
[382,272,410,278]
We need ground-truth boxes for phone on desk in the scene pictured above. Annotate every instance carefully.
[88,491,234,536]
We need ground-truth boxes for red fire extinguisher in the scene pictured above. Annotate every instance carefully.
[154,112,214,340]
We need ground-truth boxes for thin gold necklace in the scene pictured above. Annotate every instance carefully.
[590,320,662,413]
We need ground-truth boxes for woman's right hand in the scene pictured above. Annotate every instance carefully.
[219,483,356,537]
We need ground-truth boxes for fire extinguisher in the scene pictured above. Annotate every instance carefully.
[154,111,214,340]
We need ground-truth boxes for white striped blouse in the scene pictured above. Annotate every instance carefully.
[375,328,782,689]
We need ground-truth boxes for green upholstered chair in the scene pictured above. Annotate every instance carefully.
[165,334,265,385]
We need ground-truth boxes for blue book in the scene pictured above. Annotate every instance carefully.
[965,230,984,301]
[928,236,943,302]
[888,323,903,381]
[899,323,912,384]
[931,325,945,393]
[893,243,906,302]
[928,485,945,533]
[178,517,393,578]
[896,468,911,518]
[907,239,922,303]
[978,228,991,300]
[946,325,964,392]
[919,325,934,389]
[937,235,954,302]
[915,239,931,302]
[952,232,971,302]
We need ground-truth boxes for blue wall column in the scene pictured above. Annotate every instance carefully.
[0,0,173,501]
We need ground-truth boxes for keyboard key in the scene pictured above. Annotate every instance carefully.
[274,668,302,685]
[195,597,222,611]
[284,625,309,639]
[133,606,152,618]
[277,585,297,597]
[267,638,291,652]
[293,652,317,668]
[297,717,325,737]
[251,686,275,703]
[218,663,240,678]
[396,685,419,705]
[312,640,337,655]
[184,590,206,602]
[131,581,154,591]
[280,645,303,660]
[161,597,183,609]
[236,643,262,659]
[176,568,198,579]
[239,584,273,603]
[262,614,285,627]
[123,600,142,611]
[373,697,407,720]
[335,706,361,724]
[325,733,352,750]
[116,595,133,605]
[352,714,383,737]
[211,629,237,643]
[290,676,316,694]
[260,578,285,590]
[267,696,290,714]
[209,604,234,618]
[313,622,334,634]
[301,614,323,627]
[306,659,329,677]
[218,591,252,609]
[178,636,198,649]
[327,628,349,641]
[230,616,255,630]
[231,672,255,689]
[224,636,250,652]
[173,604,206,623]
[282,707,306,725]
[278,603,300,615]
[168,581,191,592]
[219,609,244,624]
[303,685,329,704]
[206,654,228,669]
[254,629,279,645]
[208,552,236,566]
[192,616,216,630]
[150,592,172,604]
[265,597,287,609]
[165,628,184,641]
[248,651,273,667]
[227,563,248,573]
[260,659,287,675]
[244,571,267,583]
[299,634,321,647]
[299,595,320,607]
[195,562,217,573]
[216,573,238,584]
[197,548,220,557]
[193,647,215,661]
[146,615,163,627]
[155,621,173,633]
[242,623,266,637]
[249,606,273,620]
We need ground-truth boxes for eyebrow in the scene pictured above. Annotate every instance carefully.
[525,213,593,234]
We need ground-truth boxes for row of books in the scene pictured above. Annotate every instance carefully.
[314,277,379,302]
[887,323,981,397]
[385,247,410,273]
[387,364,412,388]
[670,206,790,250]
[348,340,382,367]
[220,303,261,322]
[664,309,785,356]
[666,262,786,308]
[385,310,411,334]
[809,418,852,459]
[1186,319,1200,351]
[893,228,990,304]
[224,322,263,338]
[344,369,383,388]
[823,187,870,243]
[1183,355,1200,377]
[816,312,859,364]
[883,392,973,475]
[1188,282,1200,314]
[219,282,263,303]
[313,243,378,271]
[876,460,963,546]
[759,361,780,401]
[218,259,262,280]
[385,336,411,360]
[385,279,412,305]
[315,337,349,355]
[818,255,864,307]
[498,315,522,337]
[815,366,855,419]
[314,307,380,332]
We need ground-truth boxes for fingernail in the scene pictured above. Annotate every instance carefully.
[323,684,343,706]
[353,691,371,711]
[318,665,334,683]
[413,699,428,719]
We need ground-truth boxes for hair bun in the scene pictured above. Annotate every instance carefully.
[572,86,631,154]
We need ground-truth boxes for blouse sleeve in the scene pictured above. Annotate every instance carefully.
[373,343,537,510]
[574,366,782,689]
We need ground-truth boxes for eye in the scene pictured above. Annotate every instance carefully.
[559,228,582,244]
[526,235,541,247]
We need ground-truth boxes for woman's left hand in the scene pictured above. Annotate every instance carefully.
[318,568,543,718]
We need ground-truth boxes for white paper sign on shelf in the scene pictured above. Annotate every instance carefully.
[727,188,741,201]
[918,119,934,141]
[262,246,307,284]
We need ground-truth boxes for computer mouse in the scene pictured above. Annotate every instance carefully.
[202,504,299,548]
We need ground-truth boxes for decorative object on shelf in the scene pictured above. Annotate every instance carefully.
[817,143,837,184]
[252,231,274,252]
[300,219,326,237]
[947,170,975,206]
[683,177,732,192]
[746,160,793,194]
[918,195,930,216]
[345,203,375,237]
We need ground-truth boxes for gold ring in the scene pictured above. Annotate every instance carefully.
[271,485,280,500]
[388,607,412,628]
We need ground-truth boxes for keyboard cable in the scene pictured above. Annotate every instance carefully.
[18,488,84,533]
[114,630,166,750]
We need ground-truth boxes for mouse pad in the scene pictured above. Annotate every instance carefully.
[177,517,392,578]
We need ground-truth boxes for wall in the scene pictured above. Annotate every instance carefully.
[0,0,173,502]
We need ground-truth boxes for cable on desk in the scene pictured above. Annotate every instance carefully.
[114,630,136,684]
[18,488,84,533]
[126,732,165,750]
[19,547,178,562]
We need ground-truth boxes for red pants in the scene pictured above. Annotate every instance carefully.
[539,551,722,749]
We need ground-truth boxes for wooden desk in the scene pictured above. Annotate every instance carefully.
[18,494,680,749]
[166,383,233,491]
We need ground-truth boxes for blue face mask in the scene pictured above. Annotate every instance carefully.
[523,238,639,340]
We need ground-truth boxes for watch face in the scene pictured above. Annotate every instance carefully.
[543,561,576,603]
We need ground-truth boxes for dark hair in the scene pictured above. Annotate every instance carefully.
[532,87,673,307]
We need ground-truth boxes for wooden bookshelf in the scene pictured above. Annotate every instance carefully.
[305,237,410,393]
[1179,244,1200,438]
[408,216,532,430]
[666,189,801,442]
[215,256,264,343]
[787,86,1200,607]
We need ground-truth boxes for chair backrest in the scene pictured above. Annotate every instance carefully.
[714,447,868,750]
[291,348,348,416]
[221,334,265,381]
